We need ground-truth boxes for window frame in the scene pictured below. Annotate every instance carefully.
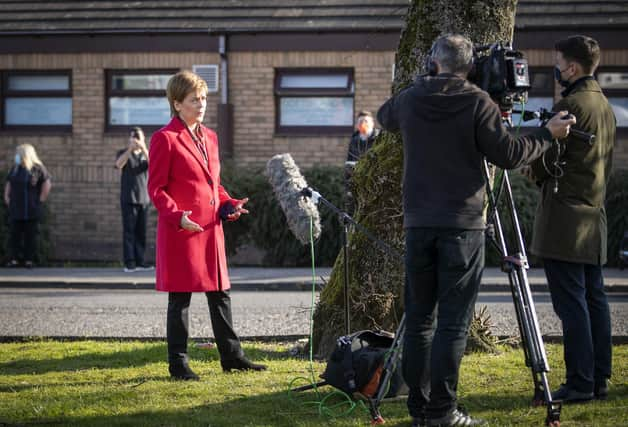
[105,69,178,133]
[0,69,73,133]
[596,66,628,132]
[274,67,355,136]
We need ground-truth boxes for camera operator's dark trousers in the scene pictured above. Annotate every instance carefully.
[543,258,612,392]
[121,203,148,268]
[9,219,38,262]
[167,291,244,366]
[402,227,484,419]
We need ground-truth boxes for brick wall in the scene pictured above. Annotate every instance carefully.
[0,48,626,262]
[0,52,221,261]
[229,50,396,168]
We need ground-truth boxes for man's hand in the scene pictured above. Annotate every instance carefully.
[180,210,203,232]
[226,197,250,222]
[546,110,576,139]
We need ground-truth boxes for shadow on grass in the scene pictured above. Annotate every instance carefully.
[0,342,281,375]
[3,377,625,426]
[5,388,413,427]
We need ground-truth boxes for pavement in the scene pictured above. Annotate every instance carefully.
[1,266,626,340]
[0,266,627,292]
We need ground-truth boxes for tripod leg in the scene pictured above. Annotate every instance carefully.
[367,315,406,425]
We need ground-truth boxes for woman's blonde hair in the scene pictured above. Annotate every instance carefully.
[16,144,46,173]
[166,70,208,116]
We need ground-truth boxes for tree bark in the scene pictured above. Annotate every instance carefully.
[312,0,518,357]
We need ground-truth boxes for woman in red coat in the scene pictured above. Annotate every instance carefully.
[148,70,266,380]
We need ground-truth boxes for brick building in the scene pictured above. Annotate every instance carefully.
[0,1,627,262]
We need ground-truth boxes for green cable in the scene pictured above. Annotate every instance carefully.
[286,215,368,419]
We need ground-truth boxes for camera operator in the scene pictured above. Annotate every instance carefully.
[377,34,575,427]
[527,35,615,403]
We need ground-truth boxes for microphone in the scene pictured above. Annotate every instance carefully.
[265,153,322,244]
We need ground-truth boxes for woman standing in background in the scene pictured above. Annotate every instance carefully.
[4,144,52,268]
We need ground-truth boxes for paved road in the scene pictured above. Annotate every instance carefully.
[1,288,626,339]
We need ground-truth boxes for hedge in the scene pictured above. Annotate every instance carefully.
[220,162,344,266]
[2,164,625,268]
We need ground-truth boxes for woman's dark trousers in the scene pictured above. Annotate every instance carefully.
[9,219,38,262]
[121,203,147,267]
[402,227,485,419]
[167,291,244,366]
[543,258,612,393]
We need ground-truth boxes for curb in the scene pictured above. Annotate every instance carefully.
[0,280,626,293]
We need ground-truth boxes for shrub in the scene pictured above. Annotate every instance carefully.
[485,170,540,266]
[606,169,628,267]
[220,162,344,266]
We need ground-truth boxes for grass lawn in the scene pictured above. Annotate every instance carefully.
[0,340,626,426]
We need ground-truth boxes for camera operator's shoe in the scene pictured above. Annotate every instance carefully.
[221,357,267,372]
[427,407,487,427]
[169,362,200,381]
[594,379,608,400]
[551,384,593,403]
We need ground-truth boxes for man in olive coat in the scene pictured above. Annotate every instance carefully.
[529,35,616,403]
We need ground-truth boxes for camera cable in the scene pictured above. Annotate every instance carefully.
[286,216,368,419]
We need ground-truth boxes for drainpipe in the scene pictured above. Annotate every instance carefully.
[217,34,234,158]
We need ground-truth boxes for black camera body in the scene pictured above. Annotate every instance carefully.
[469,42,531,111]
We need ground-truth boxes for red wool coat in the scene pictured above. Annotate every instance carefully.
[148,117,234,292]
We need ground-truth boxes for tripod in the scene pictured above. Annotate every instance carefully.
[482,156,561,427]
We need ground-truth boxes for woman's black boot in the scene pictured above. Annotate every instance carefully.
[221,357,267,373]
[169,362,200,381]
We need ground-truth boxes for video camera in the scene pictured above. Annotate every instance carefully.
[468,42,530,112]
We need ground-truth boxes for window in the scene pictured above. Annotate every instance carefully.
[1,71,72,130]
[597,70,628,128]
[274,68,354,134]
[512,68,554,127]
[106,70,176,130]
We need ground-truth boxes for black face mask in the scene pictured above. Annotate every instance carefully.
[554,65,571,88]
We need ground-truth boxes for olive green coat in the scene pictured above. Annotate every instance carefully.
[530,78,616,265]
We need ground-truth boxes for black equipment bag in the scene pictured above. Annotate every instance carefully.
[321,330,406,398]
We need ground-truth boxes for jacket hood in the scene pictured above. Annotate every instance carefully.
[411,73,484,121]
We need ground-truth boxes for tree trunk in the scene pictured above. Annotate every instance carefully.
[312,0,518,357]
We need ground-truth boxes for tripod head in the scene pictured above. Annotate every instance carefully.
[511,107,596,145]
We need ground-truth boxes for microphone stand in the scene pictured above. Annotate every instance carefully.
[301,188,403,337]
[296,187,405,422]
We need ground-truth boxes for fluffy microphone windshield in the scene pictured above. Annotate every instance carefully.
[266,153,322,244]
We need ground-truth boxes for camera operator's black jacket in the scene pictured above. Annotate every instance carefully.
[377,73,553,230]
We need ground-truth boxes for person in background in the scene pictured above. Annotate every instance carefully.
[115,126,152,273]
[4,144,51,268]
[345,111,381,213]
[346,110,380,163]
[148,70,266,380]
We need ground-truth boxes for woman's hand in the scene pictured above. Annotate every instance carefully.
[180,210,203,232]
[226,198,250,222]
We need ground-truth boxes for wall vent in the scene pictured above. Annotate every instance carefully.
[193,64,219,93]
